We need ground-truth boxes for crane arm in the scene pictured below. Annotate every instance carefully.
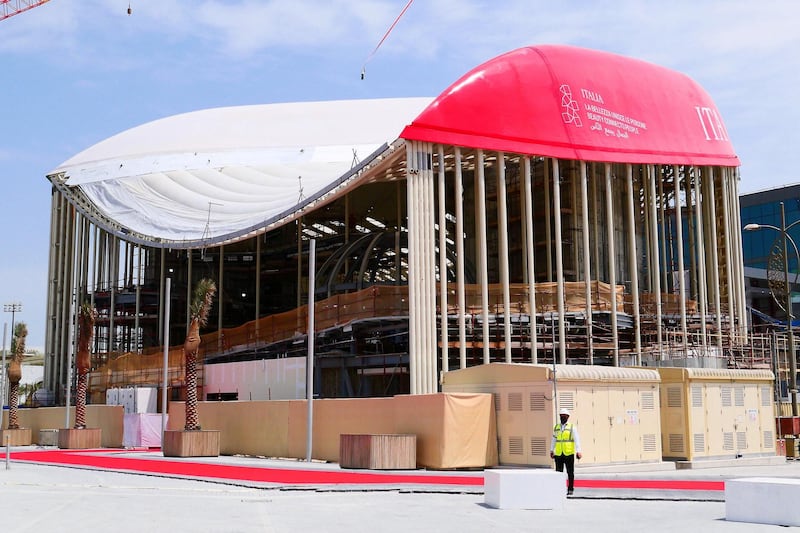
[1,0,50,22]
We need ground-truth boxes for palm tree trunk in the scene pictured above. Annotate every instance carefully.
[74,373,88,429]
[8,382,19,429]
[185,352,199,430]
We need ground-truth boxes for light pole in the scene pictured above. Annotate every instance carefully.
[745,202,800,417]
[3,302,21,335]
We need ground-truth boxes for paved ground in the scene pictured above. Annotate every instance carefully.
[1,447,796,532]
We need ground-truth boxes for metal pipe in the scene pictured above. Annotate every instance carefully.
[306,239,316,461]
[158,248,165,344]
[161,278,171,438]
[218,244,224,352]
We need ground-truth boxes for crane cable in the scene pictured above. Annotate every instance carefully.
[361,0,414,79]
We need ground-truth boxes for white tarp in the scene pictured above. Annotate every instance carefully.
[123,413,165,448]
[49,98,432,244]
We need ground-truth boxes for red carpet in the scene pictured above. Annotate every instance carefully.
[575,478,723,491]
[10,449,724,492]
[10,449,483,486]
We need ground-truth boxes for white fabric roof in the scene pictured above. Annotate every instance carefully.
[49,97,432,245]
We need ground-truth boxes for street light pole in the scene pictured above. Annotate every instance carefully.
[3,302,21,336]
[744,202,800,417]
[781,203,797,417]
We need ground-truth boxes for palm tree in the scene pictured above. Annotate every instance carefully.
[183,279,216,431]
[19,380,43,407]
[74,303,96,429]
[6,322,27,430]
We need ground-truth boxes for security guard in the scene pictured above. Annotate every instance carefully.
[550,408,582,495]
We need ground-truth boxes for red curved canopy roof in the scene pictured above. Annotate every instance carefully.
[401,45,739,166]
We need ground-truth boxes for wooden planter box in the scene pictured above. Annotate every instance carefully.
[58,428,102,449]
[0,428,32,446]
[162,430,220,457]
[339,434,417,470]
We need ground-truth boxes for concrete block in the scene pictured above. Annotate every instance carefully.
[484,469,566,510]
[38,429,59,446]
[726,477,800,527]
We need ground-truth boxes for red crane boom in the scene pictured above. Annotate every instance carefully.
[1,0,50,21]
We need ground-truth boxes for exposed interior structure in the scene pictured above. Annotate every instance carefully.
[43,45,767,405]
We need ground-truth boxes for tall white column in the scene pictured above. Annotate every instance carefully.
[454,148,467,369]
[580,162,594,365]
[523,157,538,363]
[674,166,689,355]
[605,164,619,366]
[721,168,735,341]
[552,159,567,364]
[693,168,708,351]
[476,150,490,364]
[544,159,553,282]
[648,165,663,358]
[626,165,642,364]
[705,168,723,351]
[497,153,512,363]
[437,146,449,373]
[424,142,438,393]
[406,141,419,394]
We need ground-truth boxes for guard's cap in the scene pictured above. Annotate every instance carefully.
[559,408,571,416]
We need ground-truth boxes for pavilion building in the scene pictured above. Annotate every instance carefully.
[43,45,753,404]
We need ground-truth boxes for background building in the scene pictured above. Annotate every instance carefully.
[741,184,800,324]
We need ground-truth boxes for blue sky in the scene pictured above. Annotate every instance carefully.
[2,0,799,349]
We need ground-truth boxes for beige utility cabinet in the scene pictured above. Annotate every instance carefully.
[658,368,775,461]
[442,363,662,466]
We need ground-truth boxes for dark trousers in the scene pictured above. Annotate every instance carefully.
[554,453,575,492]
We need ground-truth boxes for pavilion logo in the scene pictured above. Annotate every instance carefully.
[694,106,728,141]
[560,84,582,127]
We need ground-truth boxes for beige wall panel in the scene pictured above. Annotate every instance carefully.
[5,405,124,447]
[169,401,292,457]
[169,394,496,469]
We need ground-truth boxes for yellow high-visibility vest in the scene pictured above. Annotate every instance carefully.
[553,422,576,456]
